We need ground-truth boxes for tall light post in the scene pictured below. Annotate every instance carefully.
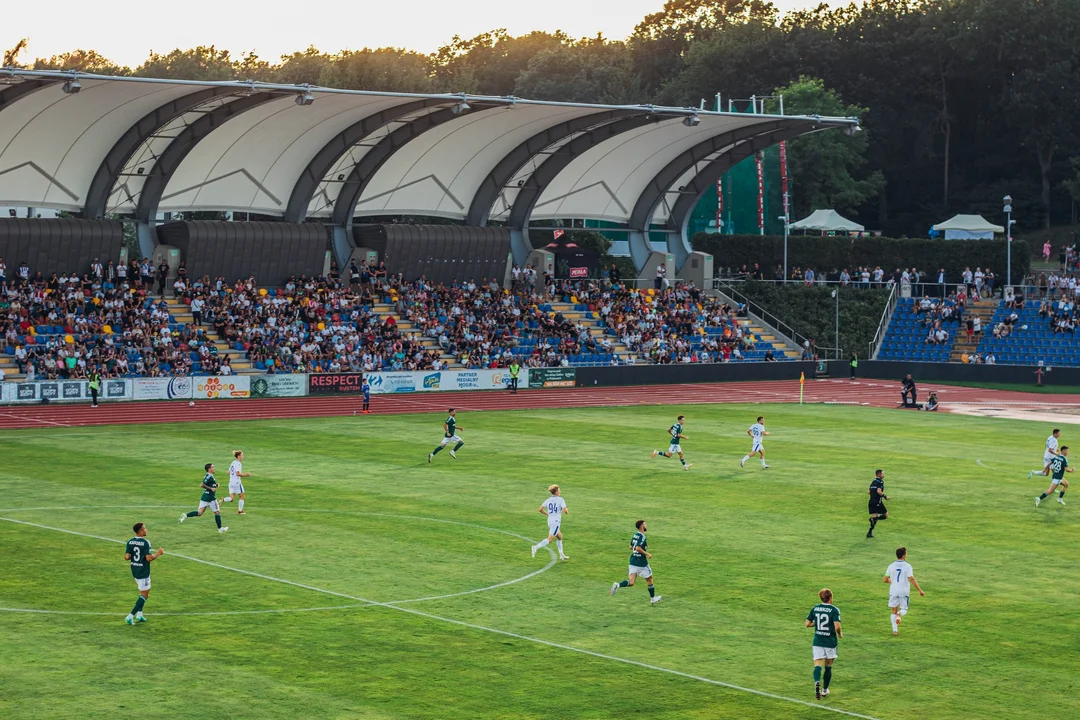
[778,212,790,283]
[1003,194,1015,289]
[831,289,840,359]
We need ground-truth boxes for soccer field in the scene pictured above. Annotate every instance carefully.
[1,403,1077,719]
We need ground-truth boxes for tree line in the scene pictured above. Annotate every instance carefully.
[5,0,1080,236]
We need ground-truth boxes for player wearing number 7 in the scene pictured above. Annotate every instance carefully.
[806,588,842,699]
[531,484,569,561]
[124,522,164,625]
[884,546,925,636]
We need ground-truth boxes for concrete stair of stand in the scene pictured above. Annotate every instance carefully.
[372,302,462,368]
[162,296,257,375]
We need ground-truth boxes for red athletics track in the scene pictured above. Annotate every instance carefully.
[1,378,1079,430]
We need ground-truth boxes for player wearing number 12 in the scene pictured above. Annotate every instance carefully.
[124,522,164,624]
[651,414,692,470]
[531,484,569,560]
[806,588,842,700]
[428,409,464,462]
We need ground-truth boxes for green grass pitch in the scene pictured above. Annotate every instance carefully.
[0,403,1077,719]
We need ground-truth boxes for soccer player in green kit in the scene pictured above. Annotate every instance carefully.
[609,520,662,604]
[178,463,229,533]
[124,522,164,624]
[806,587,842,699]
[651,414,692,470]
[428,408,464,462]
[1036,446,1071,507]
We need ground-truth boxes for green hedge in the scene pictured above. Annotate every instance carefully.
[692,233,1030,283]
[726,281,891,358]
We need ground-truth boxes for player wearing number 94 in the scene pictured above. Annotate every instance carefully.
[124,522,164,625]
[806,588,842,700]
[531,484,569,561]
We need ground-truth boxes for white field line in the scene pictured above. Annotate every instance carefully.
[0,509,880,720]
[0,412,71,427]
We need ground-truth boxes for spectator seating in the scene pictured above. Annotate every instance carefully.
[876,297,958,362]
[975,299,1080,366]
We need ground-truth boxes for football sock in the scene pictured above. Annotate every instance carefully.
[222,496,232,503]
[647,585,655,598]
[618,579,630,588]
[680,458,686,466]
[761,459,767,467]
[535,538,550,549]
[890,614,898,632]
[813,666,822,683]
[1039,492,1048,500]
[238,499,245,511]
[869,517,877,530]
[432,446,443,455]
[132,596,146,615]
[1060,491,1066,498]
[214,514,222,529]
[899,607,908,617]
[741,455,750,463]
[823,666,832,689]
[185,510,200,517]
[556,540,564,555]
[453,442,464,452]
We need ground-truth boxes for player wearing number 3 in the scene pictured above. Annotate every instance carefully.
[806,588,842,699]
[124,522,164,625]
[884,546,925,636]
[531,484,569,561]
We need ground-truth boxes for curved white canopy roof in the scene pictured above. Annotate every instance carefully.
[0,70,856,231]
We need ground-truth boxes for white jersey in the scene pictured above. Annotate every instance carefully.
[229,460,243,483]
[886,560,914,595]
[1045,435,1060,462]
[749,423,766,448]
[543,496,566,519]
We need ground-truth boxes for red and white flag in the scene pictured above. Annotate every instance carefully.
[553,229,565,240]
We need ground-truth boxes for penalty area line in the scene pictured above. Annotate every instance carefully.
[0,514,878,720]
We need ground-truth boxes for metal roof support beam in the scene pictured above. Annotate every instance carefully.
[508,114,660,245]
[465,110,633,227]
[284,98,446,223]
[135,92,280,223]
[628,120,801,271]
[668,126,811,270]
[330,103,500,227]
[83,87,238,218]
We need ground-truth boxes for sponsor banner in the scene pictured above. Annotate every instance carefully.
[133,376,194,400]
[2,379,132,404]
[527,367,576,389]
[309,373,364,395]
[367,372,417,394]
[250,374,308,398]
[569,267,588,278]
[194,376,250,399]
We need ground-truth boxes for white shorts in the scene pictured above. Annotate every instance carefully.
[1050,476,1064,487]
[889,593,910,611]
[629,564,652,579]
[813,646,838,660]
[135,577,151,592]
[440,434,463,446]
[198,499,221,512]
[228,480,244,494]
[1044,452,1056,466]
[668,444,682,454]
[751,440,764,453]
[547,518,561,536]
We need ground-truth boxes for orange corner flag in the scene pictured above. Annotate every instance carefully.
[800,372,805,384]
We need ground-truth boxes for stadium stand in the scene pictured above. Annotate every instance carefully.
[876,296,960,362]
[973,297,1080,366]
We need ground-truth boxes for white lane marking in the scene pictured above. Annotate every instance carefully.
[0,604,372,617]
[0,413,71,427]
[0,510,878,719]
[0,507,557,607]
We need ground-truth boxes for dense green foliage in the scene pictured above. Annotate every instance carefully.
[723,281,890,356]
[7,0,1079,235]
[693,233,1032,284]
[0,405,1076,719]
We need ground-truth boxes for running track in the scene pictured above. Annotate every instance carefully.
[1,379,1078,430]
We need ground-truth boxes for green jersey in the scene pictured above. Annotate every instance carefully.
[629,531,649,567]
[807,603,841,648]
[1050,454,1069,480]
[125,537,153,580]
[445,416,457,438]
[668,423,683,445]
[200,472,219,502]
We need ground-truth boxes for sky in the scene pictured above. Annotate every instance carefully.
[2,0,833,69]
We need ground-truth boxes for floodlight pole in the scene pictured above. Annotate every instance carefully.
[833,289,840,360]
[1004,194,1013,290]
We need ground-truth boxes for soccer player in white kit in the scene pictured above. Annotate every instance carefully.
[221,450,252,514]
[883,546,925,635]
[1028,429,1061,478]
[741,416,770,468]
[531,484,569,560]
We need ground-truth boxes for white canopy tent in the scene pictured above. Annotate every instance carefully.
[932,214,1004,240]
[790,209,864,233]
